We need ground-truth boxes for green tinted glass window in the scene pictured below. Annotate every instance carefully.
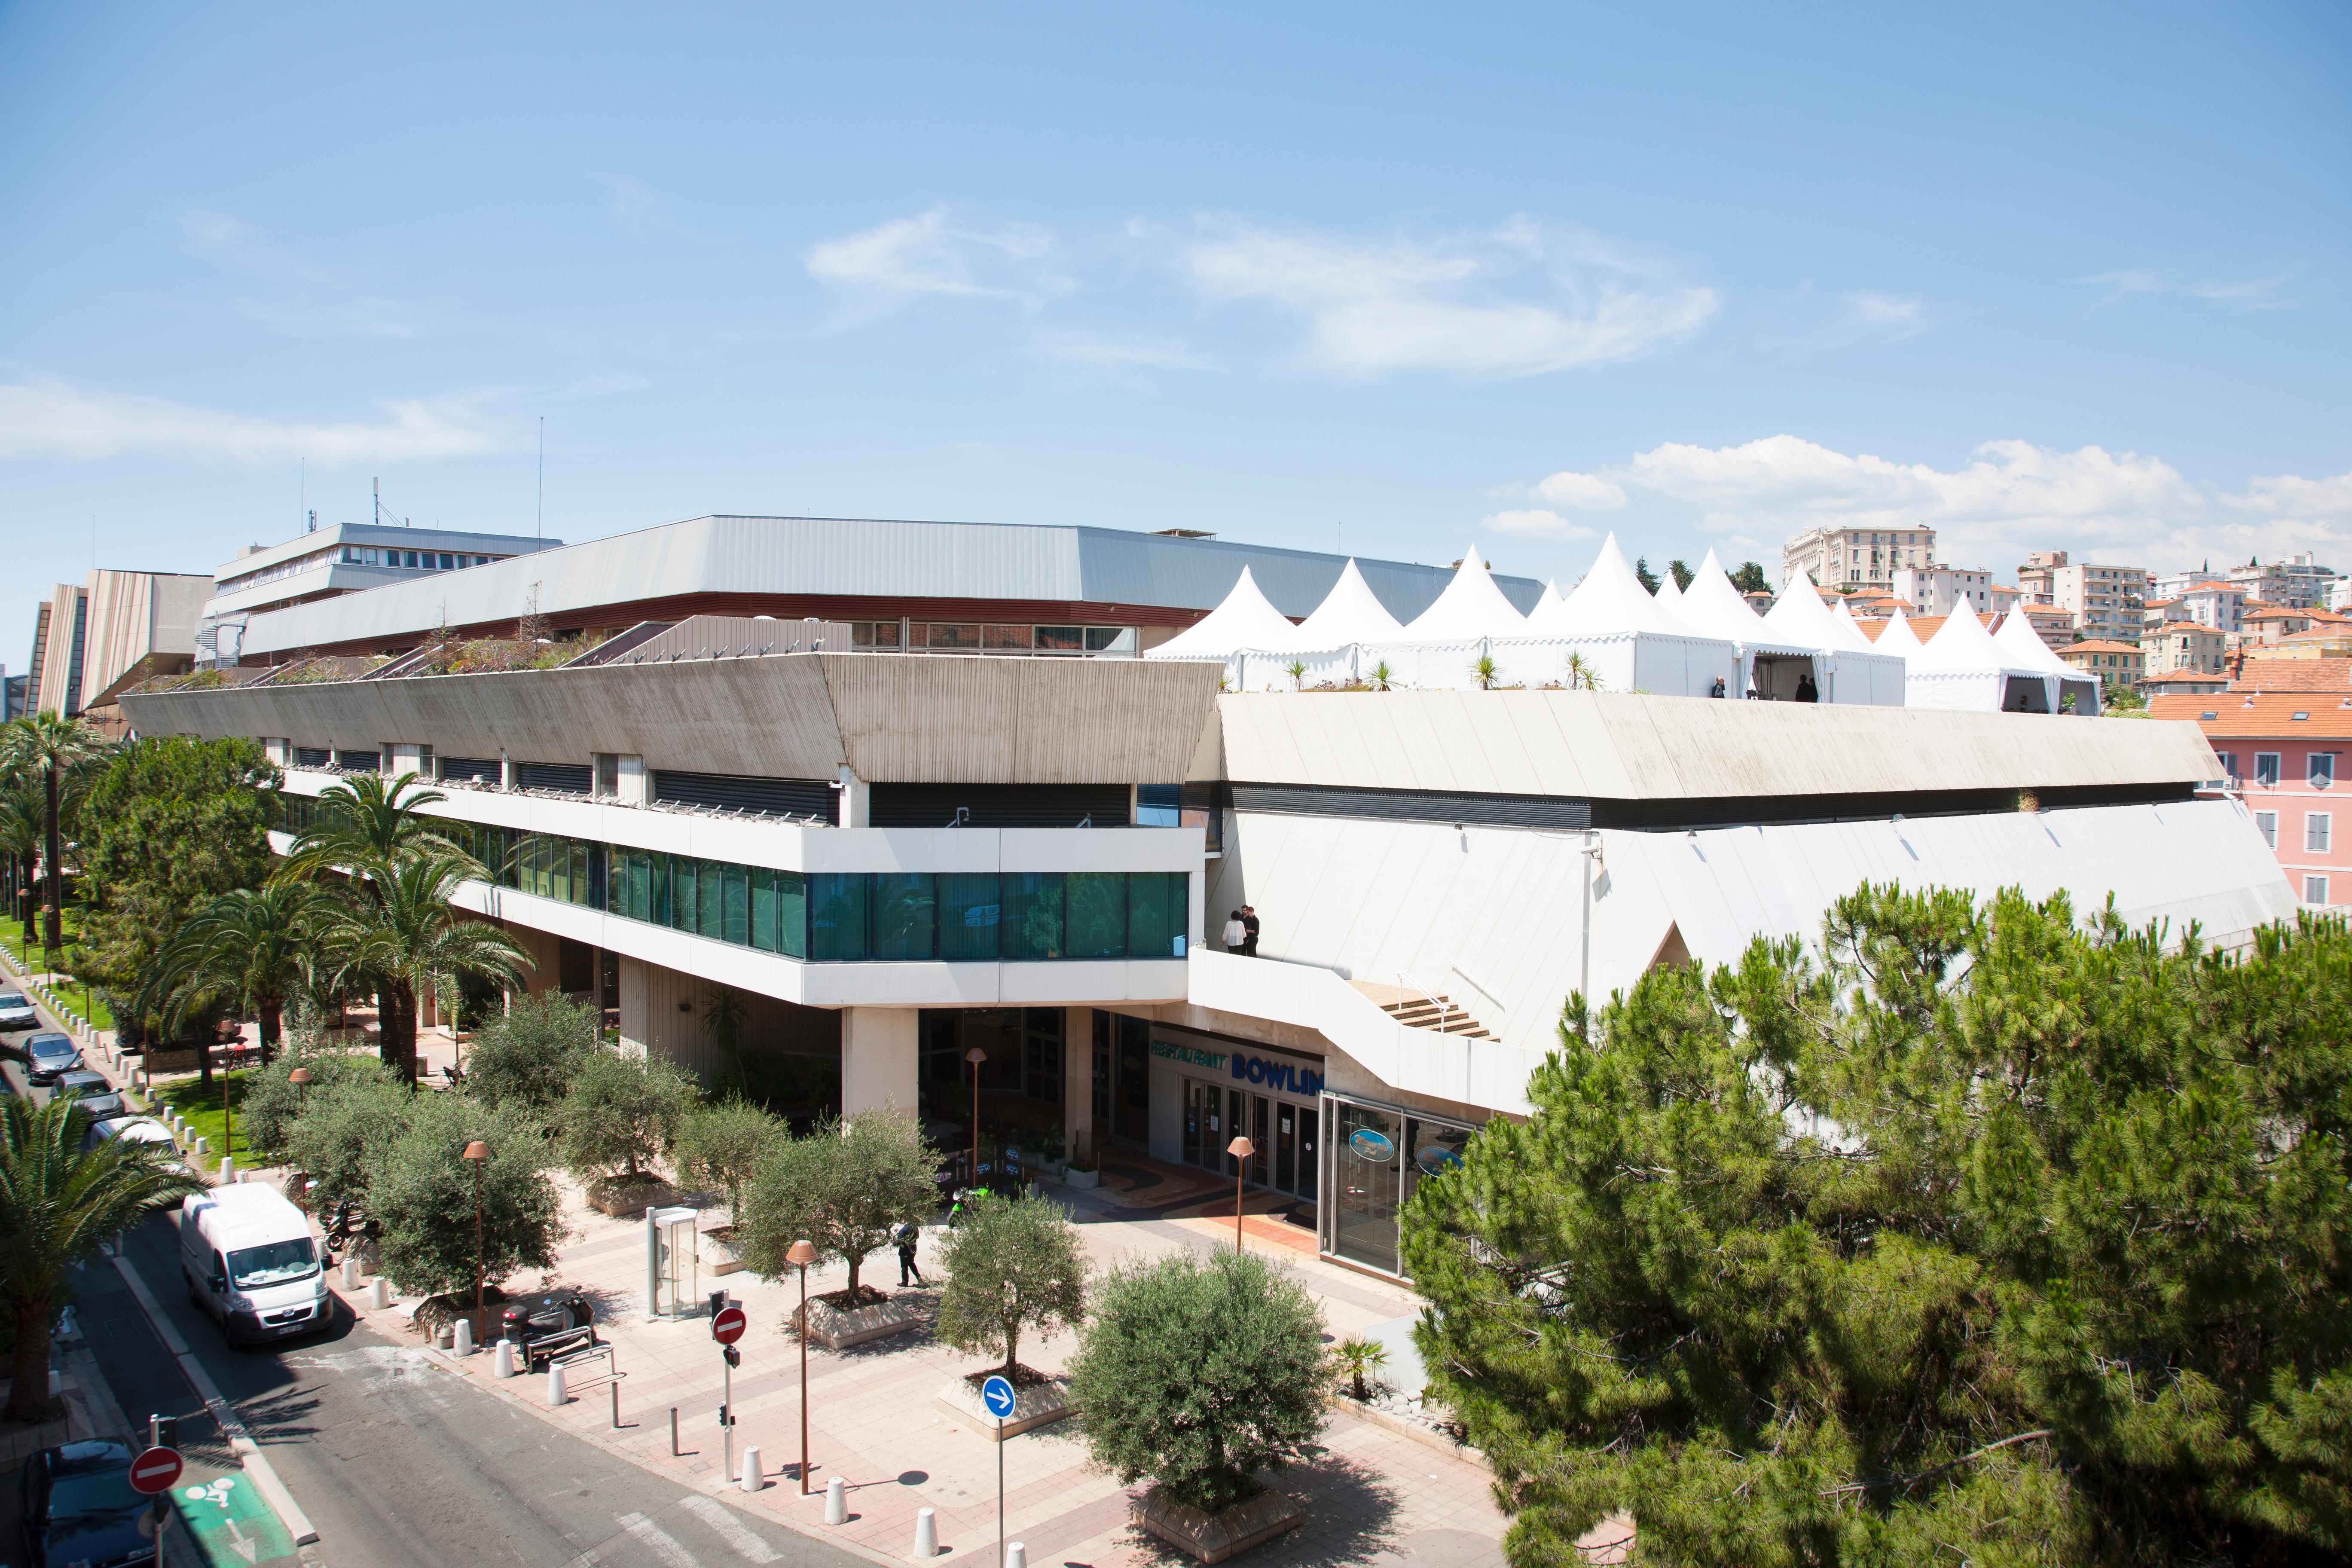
[871,873,936,960]
[1066,873,1126,958]
[778,870,807,959]
[697,861,724,940]
[1127,872,1187,958]
[671,855,696,932]
[1001,873,1064,961]
[723,864,750,945]
[809,874,869,961]
[937,873,1001,961]
[750,868,778,953]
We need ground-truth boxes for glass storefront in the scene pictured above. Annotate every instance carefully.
[1320,1094,1475,1279]
[1167,1034,1323,1205]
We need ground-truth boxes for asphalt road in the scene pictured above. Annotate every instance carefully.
[5,1033,868,1568]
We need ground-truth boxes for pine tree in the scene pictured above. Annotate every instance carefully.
[1634,556,1661,594]
[1405,886,2352,1565]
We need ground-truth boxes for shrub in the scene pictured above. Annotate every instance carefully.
[284,1075,414,1210]
[241,1041,402,1160]
[464,993,599,1118]
[556,1049,699,1182]
[367,1095,563,1298]
[739,1112,935,1296]
[674,1097,785,1224]
[935,1189,1087,1376]
[1066,1250,1327,1513]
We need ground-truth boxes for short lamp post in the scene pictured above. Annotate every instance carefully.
[964,1046,987,1190]
[1226,1135,1255,1254]
[787,1237,818,1494]
[288,1069,312,1192]
[462,1141,491,1320]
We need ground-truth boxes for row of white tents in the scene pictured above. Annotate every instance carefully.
[1144,535,2101,714]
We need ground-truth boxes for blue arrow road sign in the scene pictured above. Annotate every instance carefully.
[981,1375,1016,1419]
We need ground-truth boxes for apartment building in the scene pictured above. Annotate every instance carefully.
[2228,553,2338,611]
[1782,525,1937,593]
[2174,581,2249,636]
[2057,639,2146,691]
[27,570,214,734]
[2159,692,2351,908]
[2051,562,2149,645]
[2141,623,2229,694]
[2017,550,2067,605]
[1890,565,2019,618]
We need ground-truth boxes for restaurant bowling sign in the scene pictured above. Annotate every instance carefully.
[1150,1038,1325,1099]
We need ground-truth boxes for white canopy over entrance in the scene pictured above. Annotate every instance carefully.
[1758,570,1907,705]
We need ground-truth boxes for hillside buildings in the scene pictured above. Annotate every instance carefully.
[1781,525,1938,593]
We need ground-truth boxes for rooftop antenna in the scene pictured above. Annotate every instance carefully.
[374,477,380,527]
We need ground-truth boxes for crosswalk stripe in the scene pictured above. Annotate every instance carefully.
[678,1496,782,1564]
[617,1511,703,1568]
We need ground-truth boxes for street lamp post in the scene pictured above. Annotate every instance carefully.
[1226,1136,1255,1254]
[462,1141,491,1321]
[787,1237,817,1494]
[964,1046,987,1191]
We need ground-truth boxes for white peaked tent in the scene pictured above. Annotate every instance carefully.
[1296,559,1406,645]
[1398,544,1529,640]
[1906,605,2080,714]
[1530,579,1566,622]
[1674,549,1837,701]
[1759,569,1907,705]
[1872,608,1927,660]
[1993,608,2103,715]
[1144,566,1301,684]
[1510,534,1738,696]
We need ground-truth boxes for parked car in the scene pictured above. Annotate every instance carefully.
[179,1185,333,1346]
[0,989,37,1030]
[17,1440,155,1568]
[84,1116,178,1160]
[50,1069,125,1121]
[24,1032,81,1084]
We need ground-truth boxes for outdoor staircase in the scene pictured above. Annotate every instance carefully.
[1350,981,1493,1038]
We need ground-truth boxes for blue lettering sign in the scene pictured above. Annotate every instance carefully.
[1225,1051,1323,1098]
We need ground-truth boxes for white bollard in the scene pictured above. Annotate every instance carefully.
[341,1258,358,1290]
[912,1507,938,1560]
[494,1338,516,1379]
[825,1473,847,1525]
[1005,1543,1026,1568]
[452,1317,475,1356]
[546,1361,567,1407]
[192,1136,209,1158]
[220,1158,236,1183]
[740,1446,762,1492]
[369,1276,389,1310]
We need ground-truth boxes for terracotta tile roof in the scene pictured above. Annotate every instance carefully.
[2152,690,2352,738]
[2063,639,2144,656]
[2227,660,2352,693]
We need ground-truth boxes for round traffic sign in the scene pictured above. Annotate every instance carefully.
[710,1305,748,1345]
[980,1374,1016,1419]
[128,1446,184,1496]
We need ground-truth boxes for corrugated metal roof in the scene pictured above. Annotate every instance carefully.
[235,515,1545,657]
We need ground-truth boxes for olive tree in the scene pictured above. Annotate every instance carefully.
[368,1094,563,1298]
[557,1049,699,1183]
[935,1189,1087,1377]
[241,1040,401,1161]
[463,992,599,1119]
[1066,1249,1327,1514]
[284,1074,415,1210]
[674,1097,785,1225]
[739,1112,935,1298]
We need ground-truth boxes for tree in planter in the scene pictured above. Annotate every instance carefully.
[284,1072,413,1211]
[674,1097,785,1226]
[1066,1249,1328,1516]
[1329,1337,1388,1402]
[0,1096,202,1421]
[241,1037,403,1164]
[935,1190,1087,1378]
[367,1095,564,1299]
[464,993,600,1119]
[739,1112,936,1300]
[1403,885,2352,1565]
[557,1049,699,1188]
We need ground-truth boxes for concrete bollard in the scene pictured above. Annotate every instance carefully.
[912,1507,938,1560]
[546,1362,568,1407]
[825,1473,847,1525]
[369,1276,389,1310]
[1005,1543,1026,1568]
[739,1446,762,1493]
[341,1258,358,1290]
[453,1317,475,1356]
[220,1158,236,1183]
[192,1136,208,1158]
[494,1338,516,1379]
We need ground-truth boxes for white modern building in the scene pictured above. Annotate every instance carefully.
[1891,565,2018,619]
[1783,525,1937,593]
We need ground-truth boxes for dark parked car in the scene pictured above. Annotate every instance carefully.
[52,1068,125,1121]
[24,1032,81,1084]
[18,1440,156,1568]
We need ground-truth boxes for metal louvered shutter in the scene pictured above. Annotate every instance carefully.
[651,771,837,817]
[513,761,593,795]
[869,783,1132,828]
[440,756,501,784]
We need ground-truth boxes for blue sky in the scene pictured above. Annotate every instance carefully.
[3,2,2347,662]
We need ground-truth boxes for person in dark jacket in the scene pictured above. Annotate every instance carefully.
[895,1221,924,1285]
[1795,673,1819,703]
[1240,906,1261,957]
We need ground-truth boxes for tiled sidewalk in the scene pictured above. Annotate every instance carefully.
[335,1168,1512,1568]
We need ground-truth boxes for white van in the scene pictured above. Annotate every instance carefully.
[179,1186,333,1346]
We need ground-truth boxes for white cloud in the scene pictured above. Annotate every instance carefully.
[1483,509,1595,540]
[1833,291,1930,343]
[0,375,508,466]
[1163,216,1717,379]
[2223,471,2352,518]
[1532,470,1628,509]
[1027,328,1215,375]
[2081,269,2291,309]
[806,206,1069,323]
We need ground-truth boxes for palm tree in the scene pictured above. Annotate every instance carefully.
[315,850,531,1081]
[278,770,477,893]
[153,882,333,1061]
[0,783,41,948]
[0,1096,203,1420]
[0,714,110,952]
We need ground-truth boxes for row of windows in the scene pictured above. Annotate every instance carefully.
[276,795,1190,962]
[2253,810,2334,854]
[848,621,1139,654]
[340,547,504,571]
[2216,751,2339,788]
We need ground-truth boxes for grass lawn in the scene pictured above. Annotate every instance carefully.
[0,903,116,1029]
[153,1070,255,1171]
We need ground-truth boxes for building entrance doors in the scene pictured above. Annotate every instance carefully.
[1181,1077,1315,1201]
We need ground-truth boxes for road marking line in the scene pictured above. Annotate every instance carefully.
[618,1510,704,1568]
[108,1250,323,1546]
[678,1495,782,1563]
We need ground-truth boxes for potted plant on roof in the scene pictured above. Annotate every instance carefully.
[740,1110,935,1348]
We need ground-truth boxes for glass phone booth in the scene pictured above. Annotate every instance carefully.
[648,1206,699,1318]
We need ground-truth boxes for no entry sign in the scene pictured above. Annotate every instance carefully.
[128,1446,184,1495]
[710,1304,747,1345]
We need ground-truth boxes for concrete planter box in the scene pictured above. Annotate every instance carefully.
[1032,1154,1067,1180]
[1133,1482,1302,1564]
[1060,1168,1101,1190]
[933,1373,1072,1440]
[586,1177,676,1219]
[702,1226,747,1277]
[801,1293,922,1350]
